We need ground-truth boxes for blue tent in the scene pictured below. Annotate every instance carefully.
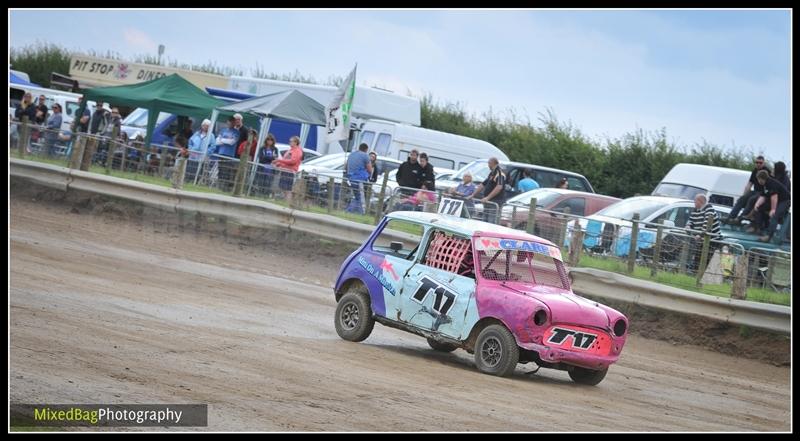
[10,71,41,87]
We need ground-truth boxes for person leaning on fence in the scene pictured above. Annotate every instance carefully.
[187,119,216,182]
[44,103,63,158]
[686,193,723,274]
[255,133,279,196]
[468,157,507,224]
[272,135,304,203]
[447,172,477,217]
[345,143,374,215]
[210,116,240,191]
[751,169,791,243]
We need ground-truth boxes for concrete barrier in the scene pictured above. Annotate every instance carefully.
[11,158,790,335]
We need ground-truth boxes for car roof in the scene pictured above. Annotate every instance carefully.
[515,188,620,200]
[386,211,557,246]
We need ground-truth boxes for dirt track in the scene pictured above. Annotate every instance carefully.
[9,196,792,431]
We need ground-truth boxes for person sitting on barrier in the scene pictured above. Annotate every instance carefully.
[725,155,772,225]
[751,169,791,243]
[394,181,437,212]
[686,193,722,274]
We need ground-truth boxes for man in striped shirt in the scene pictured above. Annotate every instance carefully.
[686,194,722,274]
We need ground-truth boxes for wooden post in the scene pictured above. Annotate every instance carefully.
[526,198,537,235]
[105,125,120,173]
[678,238,690,275]
[172,153,188,190]
[233,132,254,196]
[291,172,307,209]
[18,116,29,159]
[731,252,749,300]
[511,205,517,228]
[559,206,571,249]
[568,223,585,267]
[627,213,640,274]
[68,134,84,169]
[651,220,665,277]
[80,136,97,171]
[364,184,373,215]
[696,216,714,287]
[374,171,389,225]
[327,177,335,214]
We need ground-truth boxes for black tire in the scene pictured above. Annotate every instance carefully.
[568,366,608,386]
[334,290,375,342]
[473,324,519,377]
[426,338,458,353]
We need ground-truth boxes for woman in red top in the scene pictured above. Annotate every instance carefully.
[236,128,258,161]
[272,136,305,202]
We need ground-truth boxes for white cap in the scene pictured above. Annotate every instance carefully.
[233,113,243,120]
[201,119,211,126]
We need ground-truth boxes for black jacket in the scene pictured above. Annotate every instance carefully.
[396,160,423,189]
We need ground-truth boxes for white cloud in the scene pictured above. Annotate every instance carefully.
[122,27,158,54]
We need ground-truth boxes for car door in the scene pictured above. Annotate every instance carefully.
[398,229,476,339]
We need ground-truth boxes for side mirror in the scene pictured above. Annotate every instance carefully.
[390,241,404,252]
[662,220,676,228]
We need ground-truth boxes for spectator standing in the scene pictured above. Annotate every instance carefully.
[15,92,37,122]
[272,136,304,203]
[686,194,722,274]
[210,117,240,191]
[32,94,48,144]
[369,151,379,183]
[44,103,63,157]
[396,149,423,194]
[187,119,216,181]
[346,143,374,214]
[170,136,190,188]
[256,133,280,196]
[89,101,109,135]
[73,97,91,133]
[469,157,507,223]
[418,153,436,191]
[236,128,258,161]
[517,169,540,192]
[100,108,122,167]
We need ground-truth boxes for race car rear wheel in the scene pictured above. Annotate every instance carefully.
[334,291,374,342]
[427,338,458,353]
[474,324,519,377]
[568,366,608,386]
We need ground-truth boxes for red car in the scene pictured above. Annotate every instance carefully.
[500,189,620,242]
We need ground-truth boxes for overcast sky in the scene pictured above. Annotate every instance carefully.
[9,9,792,168]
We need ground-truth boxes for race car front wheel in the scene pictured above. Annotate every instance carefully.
[568,366,608,386]
[335,290,375,342]
[474,324,519,377]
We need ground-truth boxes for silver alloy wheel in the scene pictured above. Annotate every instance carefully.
[341,302,359,329]
[480,336,502,367]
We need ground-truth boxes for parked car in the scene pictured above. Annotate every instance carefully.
[579,196,731,257]
[275,143,323,164]
[333,211,629,384]
[436,159,596,197]
[500,189,621,238]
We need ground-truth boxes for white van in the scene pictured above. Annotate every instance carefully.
[349,120,509,171]
[651,163,751,207]
[10,84,108,132]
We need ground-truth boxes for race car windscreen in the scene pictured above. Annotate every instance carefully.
[475,239,569,289]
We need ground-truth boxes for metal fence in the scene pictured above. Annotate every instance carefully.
[10,118,791,300]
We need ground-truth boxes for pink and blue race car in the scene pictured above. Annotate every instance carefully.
[334,211,629,385]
